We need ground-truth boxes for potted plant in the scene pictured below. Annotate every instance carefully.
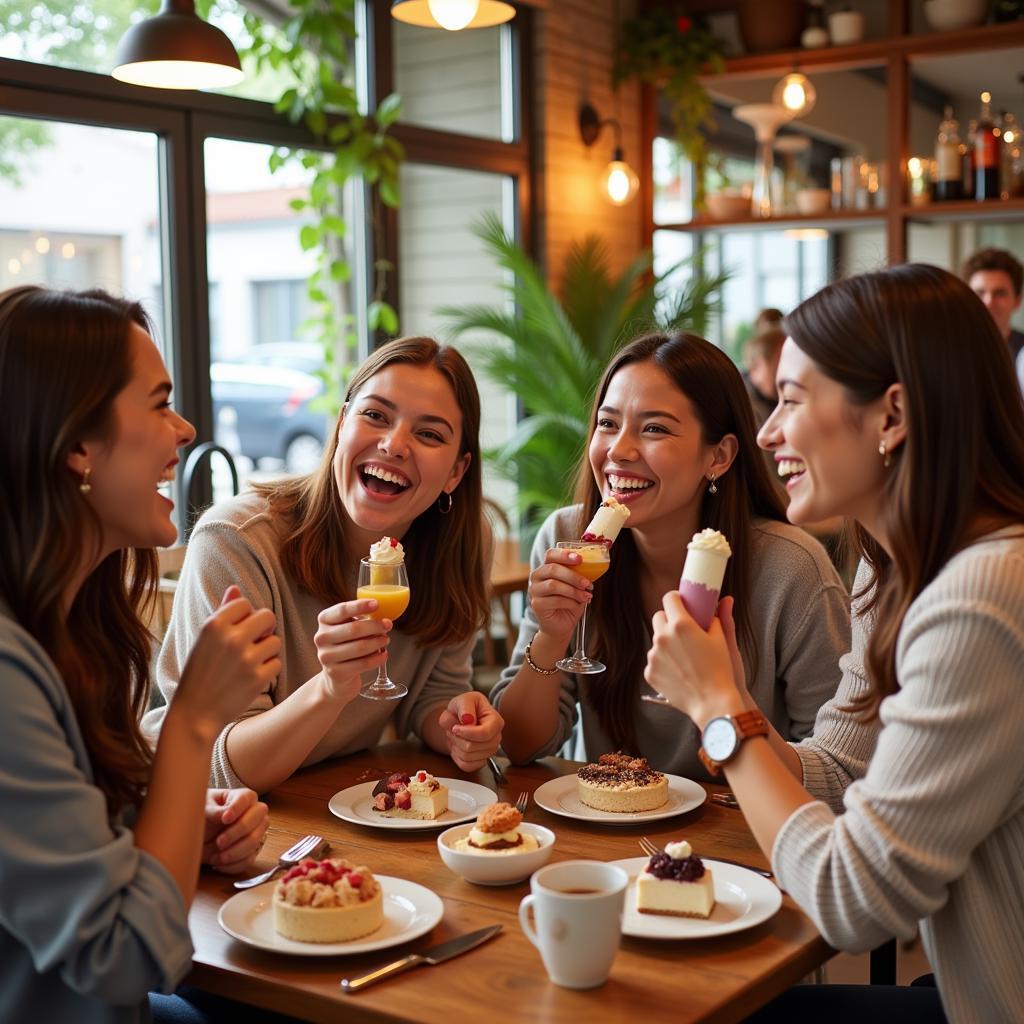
[439,213,729,531]
[613,5,726,205]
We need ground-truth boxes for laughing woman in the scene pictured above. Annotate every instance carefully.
[146,338,502,794]
[491,331,850,776]
[0,287,281,1022]
[645,266,1024,1023]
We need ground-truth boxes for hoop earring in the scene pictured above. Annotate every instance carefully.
[878,442,892,468]
[707,474,718,495]
[437,490,453,515]
[79,467,92,494]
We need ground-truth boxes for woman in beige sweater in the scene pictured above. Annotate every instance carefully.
[646,265,1024,1023]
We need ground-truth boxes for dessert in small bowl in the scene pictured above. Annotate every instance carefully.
[438,802,555,885]
[273,857,383,942]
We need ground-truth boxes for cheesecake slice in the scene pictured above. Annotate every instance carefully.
[371,769,449,820]
[577,752,668,813]
[635,840,715,919]
[273,857,383,942]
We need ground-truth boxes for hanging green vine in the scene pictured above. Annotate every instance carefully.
[613,5,725,205]
[240,0,403,412]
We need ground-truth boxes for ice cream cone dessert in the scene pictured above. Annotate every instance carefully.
[679,529,731,631]
[581,497,630,547]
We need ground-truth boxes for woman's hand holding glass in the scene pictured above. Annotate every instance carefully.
[313,597,394,703]
[644,590,746,727]
[527,547,594,650]
[201,787,269,874]
[177,586,283,733]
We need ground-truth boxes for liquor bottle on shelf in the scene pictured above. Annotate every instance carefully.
[963,119,977,200]
[934,105,962,201]
[976,92,1000,201]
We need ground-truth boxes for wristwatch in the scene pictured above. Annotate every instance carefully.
[698,710,769,776]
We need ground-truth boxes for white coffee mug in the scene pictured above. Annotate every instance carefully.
[518,860,628,989]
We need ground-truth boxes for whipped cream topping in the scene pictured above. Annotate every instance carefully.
[665,840,692,860]
[468,826,521,846]
[687,528,732,557]
[368,536,405,564]
[582,497,630,546]
[407,769,438,794]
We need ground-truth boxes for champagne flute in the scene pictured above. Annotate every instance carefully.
[555,540,610,675]
[356,557,410,701]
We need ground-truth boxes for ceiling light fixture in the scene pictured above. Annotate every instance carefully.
[579,102,640,206]
[772,71,816,118]
[391,0,516,31]
[112,0,243,90]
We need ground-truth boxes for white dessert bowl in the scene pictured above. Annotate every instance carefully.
[795,187,832,215]
[437,823,555,885]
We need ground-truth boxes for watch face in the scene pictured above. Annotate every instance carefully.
[703,717,738,763]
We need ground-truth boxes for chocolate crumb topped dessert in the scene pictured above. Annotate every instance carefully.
[577,752,669,813]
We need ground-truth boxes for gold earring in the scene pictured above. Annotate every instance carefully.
[707,474,718,494]
[878,442,892,468]
[79,467,92,494]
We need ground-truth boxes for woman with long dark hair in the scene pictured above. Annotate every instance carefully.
[645,265,1024,1022]
[0,286,281,1021]
[493,331,849,775]
[147,337,502,793]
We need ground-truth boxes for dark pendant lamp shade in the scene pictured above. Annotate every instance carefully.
[113,0,243,90]
[391,0,516,31]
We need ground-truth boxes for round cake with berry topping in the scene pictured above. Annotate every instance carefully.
[273,857,383,943]
[577,752,668,813]
[371,769,448,820]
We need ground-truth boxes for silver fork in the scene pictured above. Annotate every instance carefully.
[515,791,529,815]
[233,833,326,889]
[638,836,773,879]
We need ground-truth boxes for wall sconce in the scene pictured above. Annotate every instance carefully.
[579,102,640,206]
[772,71,816,118]
[113,0,242,90]
[391,0,515,31]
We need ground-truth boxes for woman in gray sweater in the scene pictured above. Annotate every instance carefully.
[646,265,1024,1023]
[0,287,281,1023]
[492,331,849,777]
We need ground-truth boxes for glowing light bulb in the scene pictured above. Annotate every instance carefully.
[1005,130,1016,144]
[602,158,639,206]
[35,236,50,254]
[427,0,480,30]
[8,258,21,274]
[772,72,816,118]
[62,242,76,259]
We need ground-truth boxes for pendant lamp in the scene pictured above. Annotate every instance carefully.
[391,0,516,31]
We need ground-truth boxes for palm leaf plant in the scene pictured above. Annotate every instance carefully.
[440,212,729,531]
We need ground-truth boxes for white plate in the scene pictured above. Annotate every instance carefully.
[217,876,444,956]
[328,778,497,830]
[609,856,782,939]
[532,773,706,824]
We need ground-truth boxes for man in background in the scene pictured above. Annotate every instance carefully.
[962,248,1024,388]
[743,326,785,430]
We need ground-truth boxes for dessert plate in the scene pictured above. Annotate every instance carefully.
[217,876,444,956]
[328,778,497,830]
[532,773,705,824]
[608,857,782,939]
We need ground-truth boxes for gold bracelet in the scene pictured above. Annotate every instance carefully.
[524,639,560,676]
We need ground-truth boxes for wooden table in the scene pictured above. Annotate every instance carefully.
[186,741,833,1023]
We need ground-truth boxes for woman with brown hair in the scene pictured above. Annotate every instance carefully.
[147,337,503,794]
[492,331,849,775]
[0,286,281,1022]
[646,265,1024,1022]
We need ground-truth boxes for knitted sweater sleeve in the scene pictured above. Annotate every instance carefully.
[772,547,1024,952]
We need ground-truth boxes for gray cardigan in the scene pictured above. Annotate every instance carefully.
[0,605,192,1024]
[491,507,850,780]
[779,535,1024,1023]
[144,490,477,789]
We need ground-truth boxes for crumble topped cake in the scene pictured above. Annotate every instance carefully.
[577,752,669,813]
[371,769,449,819]
[273,857,383,942]
[635,840,715,919]
[453,801,539,856]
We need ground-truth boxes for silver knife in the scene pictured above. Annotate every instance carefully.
[339,924,502,993]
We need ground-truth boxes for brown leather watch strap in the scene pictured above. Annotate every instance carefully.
[699,710,770,777]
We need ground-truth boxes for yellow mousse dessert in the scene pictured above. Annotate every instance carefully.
[453,802,539,855]
[577,752,668,813]
[273,857,383,942]
[371,769,448,819]
[636,841,715,919]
